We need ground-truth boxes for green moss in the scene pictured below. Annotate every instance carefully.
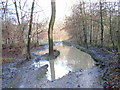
[39,40,48,45]
[0,40,4,44]
[39,40,62,45]
[76,46,86,52]
[3,58,13,63]
[104,43,113,47]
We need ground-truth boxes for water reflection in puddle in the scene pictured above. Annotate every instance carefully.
[33,45,95,81]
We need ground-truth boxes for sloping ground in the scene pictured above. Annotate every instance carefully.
[77,46,120,88]
[102,61,120,88]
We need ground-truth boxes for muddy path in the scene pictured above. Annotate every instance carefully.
[2,42,104,88]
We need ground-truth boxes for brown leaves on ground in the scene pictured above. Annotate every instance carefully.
[2,43,39,64]
[103,61,120,88]
[2,44,24,64]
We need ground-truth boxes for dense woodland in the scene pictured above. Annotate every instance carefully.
[0,0,120,88]
[65,1,120,62]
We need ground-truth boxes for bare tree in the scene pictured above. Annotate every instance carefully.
[48,0,56,59]
[89,0,93,45]
[0,21,2,89]
[109,9,115,49]
[99,0,104,47]
[82,2,88,48]
[26,0,35,60]
[13,0,29,55]
[14,0,20,25]
[117,30,120,63]
[0,19,2,64]
[117,1,120,63]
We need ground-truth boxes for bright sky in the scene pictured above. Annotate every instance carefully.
[1,0,119,22]
[35,0,76,21]
[35,0,119,22]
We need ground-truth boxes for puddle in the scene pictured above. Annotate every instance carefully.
[33,44,95,81]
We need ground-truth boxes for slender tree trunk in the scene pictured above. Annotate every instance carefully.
[89,0,93,45]
[14,0,28,55]
[0,19,2,89]
[96,24,100,46]
[36,17,39,45]
[83,21,88,48]
[109,11,115,49]
[82,2,88,48]
[26,0,35,60]
[14,0,20,25]
[0,19,2,65]
[36,28,39,45]
[117,30,120,63]
[36,23,39,45]
[90,21,93,45]
[48,0,56,58]
[14,0,23,46]
[100,1,104,47]
[117,2,120,63]
[94,24,100,46]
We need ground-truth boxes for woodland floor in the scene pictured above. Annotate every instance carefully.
[2,42,120,88]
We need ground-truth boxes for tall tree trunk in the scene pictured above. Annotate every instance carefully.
[36,27,39,45]
[0,20,2,89]
[14,0,25,49]
[109,11,115,49]
[48,0,56,58]
[82,2,88,48]
[26,0,35,60]
[117,1,120,63]
[89,0,93,45]
[83,21,88,48]
[117,30,120,63]
[100,1,104,47]
[0,20,2,64]
[95,24,100,46]
[90,20,93,45]
[36,17,39,45]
